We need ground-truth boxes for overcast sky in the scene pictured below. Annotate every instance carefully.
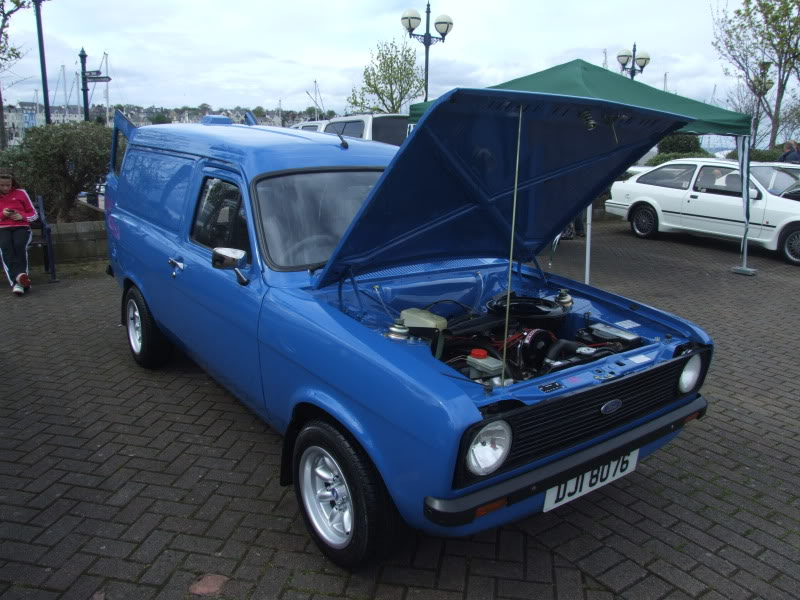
[3,0,742,116]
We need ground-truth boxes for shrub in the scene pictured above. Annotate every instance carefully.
[645,151,713,167]
[0,122,111,222]
[657,134,702,154]
[725,147,783,162]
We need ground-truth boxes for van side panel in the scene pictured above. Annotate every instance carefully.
[117,150,194,233]
[110,148,197,336]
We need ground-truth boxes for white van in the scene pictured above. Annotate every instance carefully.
[324,114,409,146]
[290,120,329,132]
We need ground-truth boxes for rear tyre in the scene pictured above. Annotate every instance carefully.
[293,420,398,568]
[779,225,800,265]
[124,286,172,368]
[630,204,659,239]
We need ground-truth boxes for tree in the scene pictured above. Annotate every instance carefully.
[347,38,424,114]
[252,105,266,118]
[325,109,337,119]
[0,1,32,150]
[0,122,112,222]
[198,103,212,115]
[150,113,171,125]
[713,0,800,147]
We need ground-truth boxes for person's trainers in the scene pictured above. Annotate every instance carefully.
[16,273,31,288]
[12,283,24,296]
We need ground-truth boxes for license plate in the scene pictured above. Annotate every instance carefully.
[542,449,639,512]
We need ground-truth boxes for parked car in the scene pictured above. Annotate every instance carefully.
[290,119,329,132]
[606,158,800,265]
[106,90,712,568]
[324,113,409,146]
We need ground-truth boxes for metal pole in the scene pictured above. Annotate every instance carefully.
[630,42,637,80]
[33,0,51,124]
[79,48,89,121]
[423,2,431,101]
[584,206,592,285]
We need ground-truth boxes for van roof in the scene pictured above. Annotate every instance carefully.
[129,123,397,176]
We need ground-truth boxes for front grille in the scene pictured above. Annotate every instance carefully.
[456,353,701,488]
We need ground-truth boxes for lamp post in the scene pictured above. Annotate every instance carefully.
[401,3,453,102]
[32,0,51,124]
[616,43,651,80]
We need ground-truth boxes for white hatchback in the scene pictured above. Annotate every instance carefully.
[605,158,800,265]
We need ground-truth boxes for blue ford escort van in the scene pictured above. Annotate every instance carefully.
[106,88,712,567]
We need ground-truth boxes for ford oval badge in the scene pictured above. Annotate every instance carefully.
[601,399,623,415]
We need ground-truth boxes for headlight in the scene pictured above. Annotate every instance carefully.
[466,420,512,476]
[679,354,703,393]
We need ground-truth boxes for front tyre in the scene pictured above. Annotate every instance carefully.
[124,286,172,368]
[293,420,398,568]
[779,225,800,265]
[630,204,659,239]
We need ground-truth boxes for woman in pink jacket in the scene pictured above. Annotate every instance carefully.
[0,170,38,295]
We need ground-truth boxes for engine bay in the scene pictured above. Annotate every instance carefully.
[390,290,644,387]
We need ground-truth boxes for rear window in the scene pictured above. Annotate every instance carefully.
[637,164,696,190]
[372,116,409,146]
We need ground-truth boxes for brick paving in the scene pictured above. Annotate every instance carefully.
[1,220,798,599]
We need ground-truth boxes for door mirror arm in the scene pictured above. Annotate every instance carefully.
[212,247,250,285]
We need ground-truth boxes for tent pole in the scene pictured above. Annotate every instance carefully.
[731,134,757,276]
[584,205,592,285]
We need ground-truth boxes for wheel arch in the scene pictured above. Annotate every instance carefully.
[627,199,660,222]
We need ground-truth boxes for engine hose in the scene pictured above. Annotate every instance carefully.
[545,339,582,361]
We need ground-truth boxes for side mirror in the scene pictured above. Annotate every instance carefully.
[212,247,246,269]
[211,248,249,285]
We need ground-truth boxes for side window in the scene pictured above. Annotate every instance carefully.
[343,120,365,138]
[693,166,735,194]
[637,164,697,189]
[113,130,128,175]
[324,122,346,135]
[191,178,252,260]
[302,125,318,131]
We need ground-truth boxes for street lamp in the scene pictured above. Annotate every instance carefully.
[401,2,454,102]
[616,43,651,80]
[32,0,51,124]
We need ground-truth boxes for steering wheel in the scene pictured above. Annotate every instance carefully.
[283,234,341,264]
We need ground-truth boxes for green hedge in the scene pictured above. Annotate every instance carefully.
[645,151,713,167]
[725,147,783,162]
[657,134,702,154]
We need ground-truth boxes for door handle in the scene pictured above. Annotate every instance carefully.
[689,194,698,199]
[167,258,185,271]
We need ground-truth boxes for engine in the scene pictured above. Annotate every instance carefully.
[398,291,643,386]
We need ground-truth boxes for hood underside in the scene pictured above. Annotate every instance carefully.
[315,88,690,288]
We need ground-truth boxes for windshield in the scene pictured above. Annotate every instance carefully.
[372,116,409,146]
[750,166,800,195]
[256,170,383,268]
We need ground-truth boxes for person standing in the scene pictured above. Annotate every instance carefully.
[0,170,38,295]
[778,140,800,163]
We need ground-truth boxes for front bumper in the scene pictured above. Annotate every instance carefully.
[424,395,707,526]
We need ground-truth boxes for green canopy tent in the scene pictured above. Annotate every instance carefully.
[409,59,757,275]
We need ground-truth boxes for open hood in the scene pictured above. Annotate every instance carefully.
[315,88,690,288]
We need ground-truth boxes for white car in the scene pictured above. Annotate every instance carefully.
[605,158,800,265]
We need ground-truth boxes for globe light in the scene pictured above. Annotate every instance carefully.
[434,14,453,37]
[617,49,632,67]
[635,51,651,69]
[401,9,421,32]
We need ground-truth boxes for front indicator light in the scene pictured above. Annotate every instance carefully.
[466,420,512,476]
[678,354,703,393]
